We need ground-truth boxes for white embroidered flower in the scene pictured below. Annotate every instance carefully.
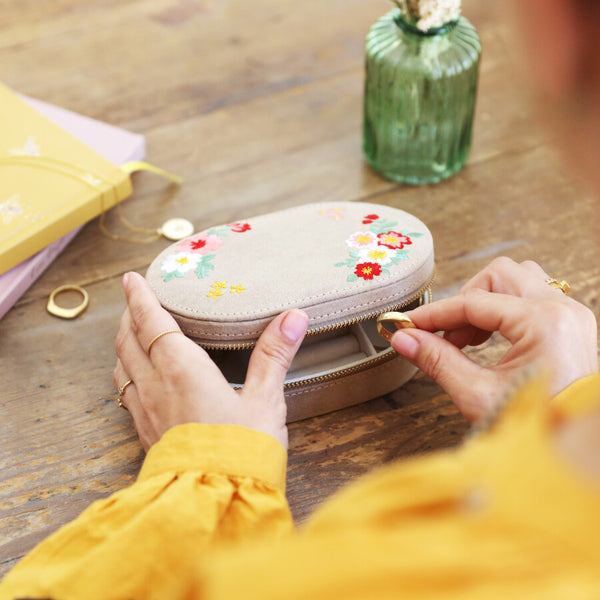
[358,246,397,265]
[346,231,378,249]
[161,252,201,274]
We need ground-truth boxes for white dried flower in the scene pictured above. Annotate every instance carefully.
[389,0,461,31]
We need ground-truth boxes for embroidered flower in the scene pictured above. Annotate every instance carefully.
[319,206,346,220]
[377,231,412,250]
[177,233,223,255]
[354,262,382,280]
[161,252,201,274]
[358,246,397,265]
[346,231,378,249]
[362,213,380,224]
[228,222,251,233]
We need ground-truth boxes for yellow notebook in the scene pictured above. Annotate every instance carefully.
[0,83,157,276]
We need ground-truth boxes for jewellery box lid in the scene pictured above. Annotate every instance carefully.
[146,202,434,347]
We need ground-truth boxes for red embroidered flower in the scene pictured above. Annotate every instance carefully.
[377,231,412,249]
[354,262,382,280]
[362,213,380,224]
[189,238,207,251]
[228,222,251,233]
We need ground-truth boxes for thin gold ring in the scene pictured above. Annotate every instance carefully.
[116,379,133,411]
[545,278,570,295]
[146,329,183,355]
[47,285,89,319]
[376,312,416,342]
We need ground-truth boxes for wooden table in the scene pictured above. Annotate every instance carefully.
[1,0,598,576]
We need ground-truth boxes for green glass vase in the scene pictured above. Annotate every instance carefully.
[363,10,481,184]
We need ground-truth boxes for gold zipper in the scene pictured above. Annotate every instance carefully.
[283,347,397,390]
[198,273,434,352]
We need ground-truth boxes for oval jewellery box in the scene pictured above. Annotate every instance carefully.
[146,202,434,422]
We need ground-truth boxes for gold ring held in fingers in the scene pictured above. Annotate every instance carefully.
[146,329,183,355]
[376,311,416,342]
[47,285,89,319]
[116,379,133,411]
[545,278,570,295]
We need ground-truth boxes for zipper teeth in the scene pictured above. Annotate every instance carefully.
[199,274,434,351]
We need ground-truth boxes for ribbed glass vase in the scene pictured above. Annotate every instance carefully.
[363,10,481,184]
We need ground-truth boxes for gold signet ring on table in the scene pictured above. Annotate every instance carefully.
[376,311,416,342]
[47,285,89,319]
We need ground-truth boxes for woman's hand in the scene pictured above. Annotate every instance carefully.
[113,271,308,451]
[392,258,598,422]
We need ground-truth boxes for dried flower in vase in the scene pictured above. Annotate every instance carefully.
[389,0,461,32]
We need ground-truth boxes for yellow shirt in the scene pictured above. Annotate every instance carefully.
[2,375,600,599]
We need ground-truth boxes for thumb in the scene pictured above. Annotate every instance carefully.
[244,309,309,396]
[392,329,497,422]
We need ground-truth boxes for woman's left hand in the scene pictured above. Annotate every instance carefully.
[113,271,308,451]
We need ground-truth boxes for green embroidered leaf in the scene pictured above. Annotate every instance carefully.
[370,219,398,234]
[349,251,360,259]
[208,227,229,237]
[397,253,410,261]
[407,232,424,238]
[334,262,347,267]
[382,268,391,276]
[347,274,359,282]
[162,270,185,282]
[202,254,216,263]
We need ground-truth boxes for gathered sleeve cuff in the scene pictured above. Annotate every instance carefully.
[139,423,288,492]
[0,424,292,600]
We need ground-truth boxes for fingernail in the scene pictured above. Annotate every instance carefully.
[392,331,419,359]
[122,273,129,290]
[280,310,308,343]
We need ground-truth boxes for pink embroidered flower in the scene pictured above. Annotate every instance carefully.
[362,213,380,224]
[177,233,223,255]
[377,231,412,250]
[354,262,382,280]
[346,231,377,249]
[319,206,346,220]
[228,222,251,233]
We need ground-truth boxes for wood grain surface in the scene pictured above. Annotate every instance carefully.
[1,0,598,576]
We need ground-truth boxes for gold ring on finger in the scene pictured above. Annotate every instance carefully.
[116,379,133,411]
[545,278,570,295]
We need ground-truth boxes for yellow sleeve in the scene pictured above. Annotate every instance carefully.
[0,423,293,600]
[549,372,600,419]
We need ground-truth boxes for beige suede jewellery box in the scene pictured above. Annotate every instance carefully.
[146,202,434,422]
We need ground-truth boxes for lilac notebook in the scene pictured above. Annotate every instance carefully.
[0,96,146,319]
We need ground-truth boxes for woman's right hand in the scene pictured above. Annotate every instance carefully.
[392,258,598,422]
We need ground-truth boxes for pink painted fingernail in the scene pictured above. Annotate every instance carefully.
[280,310,309,343]
[122,273,129,290]
[392,331,419,359]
